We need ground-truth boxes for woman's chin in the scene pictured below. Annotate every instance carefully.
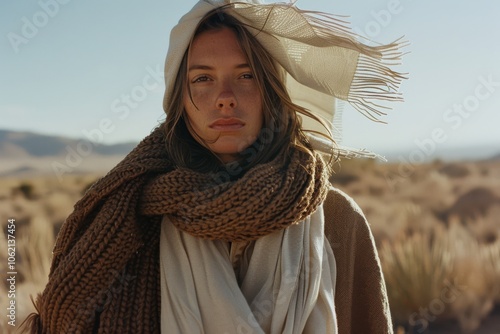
[209,143,253,162]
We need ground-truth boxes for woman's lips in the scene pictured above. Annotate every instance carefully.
[209,118,245,131]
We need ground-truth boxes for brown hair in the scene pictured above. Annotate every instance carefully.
[163,8,335,175]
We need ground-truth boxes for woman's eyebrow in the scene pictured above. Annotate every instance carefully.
[189,64,213,71]
[188,63,250,71]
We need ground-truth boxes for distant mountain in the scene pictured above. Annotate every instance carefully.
[0,129,137,158]
[380,145,500,163]
[0,129,138,176]
[2,129,498,177]
[488,153,500,161]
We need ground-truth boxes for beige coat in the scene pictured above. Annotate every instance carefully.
[323,186,393,333]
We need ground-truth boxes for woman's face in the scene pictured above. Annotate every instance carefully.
[183,28,263,163]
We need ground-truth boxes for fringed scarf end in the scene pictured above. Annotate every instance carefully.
[349,38,409,122]
[336,146,387,162]
[18,295,43,334]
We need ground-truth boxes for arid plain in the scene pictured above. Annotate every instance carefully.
[1,157,499,333]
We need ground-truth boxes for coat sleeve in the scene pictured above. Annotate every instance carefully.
[323,186,393,334]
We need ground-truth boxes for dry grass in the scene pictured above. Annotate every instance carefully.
[332,159,500,333]
[0,174,99,332]
[380,221,500,332]
[0,216,54,333]
[1,159,500,332]
[380,228,454,323]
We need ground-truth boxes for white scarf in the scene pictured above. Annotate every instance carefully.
[160,205,337,333]
[162,0,406,157]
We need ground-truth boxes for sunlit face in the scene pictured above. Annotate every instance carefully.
[183,28,263,163]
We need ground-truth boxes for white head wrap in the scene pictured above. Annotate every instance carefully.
[163,0,406,158]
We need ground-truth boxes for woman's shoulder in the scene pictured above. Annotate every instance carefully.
[322,185,373,243]
[323,185,367,222]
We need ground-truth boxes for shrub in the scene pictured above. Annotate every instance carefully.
[381,222,498,333]
[15,182,36,200]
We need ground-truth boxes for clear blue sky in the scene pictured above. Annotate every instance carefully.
[2,0,500,158]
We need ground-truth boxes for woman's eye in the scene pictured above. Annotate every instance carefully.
[192,76,210,83]
[240,73,254,79]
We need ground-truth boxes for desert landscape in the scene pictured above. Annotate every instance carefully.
[331,158,500,333]
[1,132,499,332]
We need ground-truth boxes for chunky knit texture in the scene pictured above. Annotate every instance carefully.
[25,125,330,333]
[140,148,328,241]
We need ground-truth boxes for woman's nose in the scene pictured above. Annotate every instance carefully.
[216,86,237,110]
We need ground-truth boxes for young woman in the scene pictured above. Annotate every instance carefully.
[26,1,405,333]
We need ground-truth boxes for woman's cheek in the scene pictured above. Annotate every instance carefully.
[189,87,212,108]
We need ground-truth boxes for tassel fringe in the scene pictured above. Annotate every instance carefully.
[264,3,409,123]
[349,39,409,122]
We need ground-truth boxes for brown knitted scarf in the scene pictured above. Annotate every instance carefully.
[25,125,329,333]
